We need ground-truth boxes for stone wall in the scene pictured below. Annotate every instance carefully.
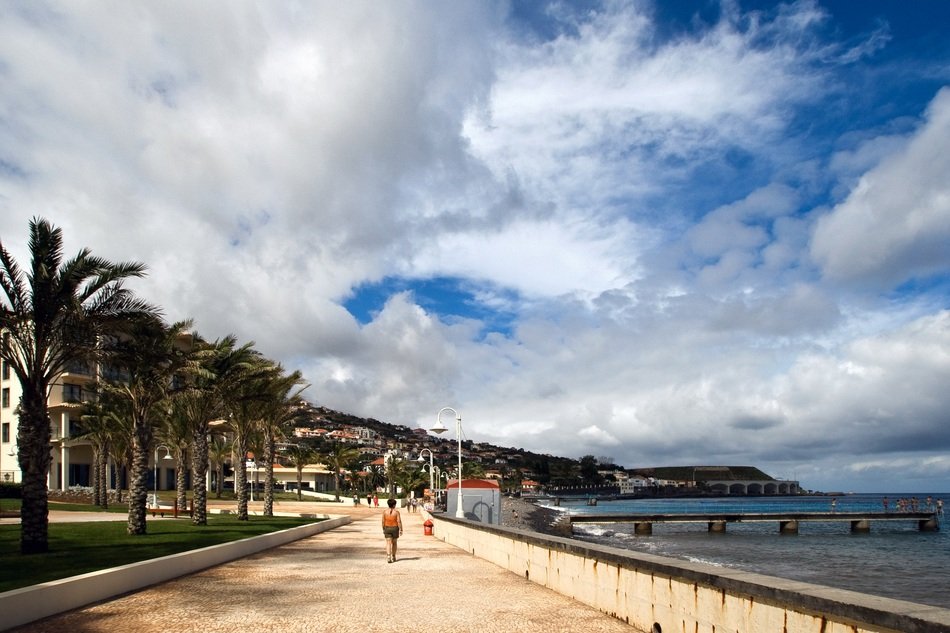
[428,514,950,633]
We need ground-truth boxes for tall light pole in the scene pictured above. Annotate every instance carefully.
[153,444,173,508]
[417,448,435,497]
[431,407,464,519]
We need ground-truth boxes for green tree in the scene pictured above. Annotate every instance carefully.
[326,443,360,501]
[179,335,260,525]
[100,317,194,535]
[461,461,486,478]
[258,367,308,516]
[101,396,134,504]
[208,434,231,499]
[282,443,317,501]
[225,353,279,520]
[366,463,385,493]
[579,455,600,484]
[394,463,428,499]
[76,400,114,509]
[0,218,153,553]
[157,399,192,513]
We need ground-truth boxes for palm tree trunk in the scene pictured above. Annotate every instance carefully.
[127,425,151,535]
[18,388,53,554]
[235,433,248,521]
[296,467,303,501]
[98,445,109,509]
[215,462,224,498]
[191,428,209,525]
[175,446,187,512]
[263,436,275,517]
[92,446,102,507]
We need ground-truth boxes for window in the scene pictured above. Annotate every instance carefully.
[1,387,9,408]
[1,360,9,380]
[63,384,84,403]
[1,422,9,443]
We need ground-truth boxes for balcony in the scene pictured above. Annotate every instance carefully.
[60,361,95,383]
[48,384,90,409]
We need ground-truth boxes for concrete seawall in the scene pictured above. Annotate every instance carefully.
[429,513,950,633]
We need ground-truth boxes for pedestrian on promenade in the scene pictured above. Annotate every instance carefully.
[373,494,379,507]
[382,497,403,563]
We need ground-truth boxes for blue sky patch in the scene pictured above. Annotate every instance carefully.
[345,276,519,338]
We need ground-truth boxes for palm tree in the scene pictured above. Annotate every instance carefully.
[225,355,280,520]
[208,434,231,499]
[282,443,316,501]
[258,368,308,516]
[462,461,487,478]
[110,421,133,504]
[99,317,194,535]
[366,464,385,494]
[76,400,115,508]
[157,400,192,513]
[394,466,429,501]
[181,335,262,525]
[326,443,360,502]
[0,218,153,554]
[95,395,134,504]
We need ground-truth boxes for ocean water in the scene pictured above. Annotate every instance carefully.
[542,494,950,609]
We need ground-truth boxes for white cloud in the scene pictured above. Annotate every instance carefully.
[403,216,648,298]
[811,88,950,286]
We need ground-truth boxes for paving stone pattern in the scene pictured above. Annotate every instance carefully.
[13,506,643,632]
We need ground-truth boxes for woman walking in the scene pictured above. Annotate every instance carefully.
[381,498,403,563]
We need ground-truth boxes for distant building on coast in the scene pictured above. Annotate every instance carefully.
[624,465,799,496]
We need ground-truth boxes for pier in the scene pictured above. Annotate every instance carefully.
[567,511,940,534]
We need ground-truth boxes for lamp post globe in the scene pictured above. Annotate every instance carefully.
[153,445,174,508]
[417,448,436,500]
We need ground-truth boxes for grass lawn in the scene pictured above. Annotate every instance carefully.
[0,504,322,593]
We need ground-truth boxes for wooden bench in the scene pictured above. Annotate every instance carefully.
[148,499,194,518]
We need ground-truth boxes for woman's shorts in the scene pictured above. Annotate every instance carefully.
[383,525,399,539]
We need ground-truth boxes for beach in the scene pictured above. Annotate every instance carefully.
[500,495,562,534]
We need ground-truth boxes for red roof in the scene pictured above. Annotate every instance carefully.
[446,478,500,490]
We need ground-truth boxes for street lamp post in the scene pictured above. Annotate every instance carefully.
[431,407,464,519]
[153,444,173,508]
[417,448,435,498]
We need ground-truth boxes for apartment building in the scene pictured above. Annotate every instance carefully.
[1,355,16,484]
[0,356,106,490]
[1,328,193,493]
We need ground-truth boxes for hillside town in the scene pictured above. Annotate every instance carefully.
[279,405,799,499]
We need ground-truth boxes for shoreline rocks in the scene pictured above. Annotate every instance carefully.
[500,495,563,535]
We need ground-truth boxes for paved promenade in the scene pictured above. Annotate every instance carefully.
[11,505,641,633]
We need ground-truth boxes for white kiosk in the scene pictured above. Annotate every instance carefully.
[445,478,501,524]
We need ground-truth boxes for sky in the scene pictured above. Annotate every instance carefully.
[1,1,948,493]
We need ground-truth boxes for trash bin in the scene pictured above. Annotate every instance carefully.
[423,519,434,536]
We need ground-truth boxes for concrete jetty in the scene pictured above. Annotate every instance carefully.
[567,511,941,534]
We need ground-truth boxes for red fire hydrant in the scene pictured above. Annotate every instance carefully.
[423,519,434,536]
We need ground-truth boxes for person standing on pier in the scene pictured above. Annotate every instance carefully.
[882,497,889,512]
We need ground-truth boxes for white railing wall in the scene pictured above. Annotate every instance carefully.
[426,513,950,633]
